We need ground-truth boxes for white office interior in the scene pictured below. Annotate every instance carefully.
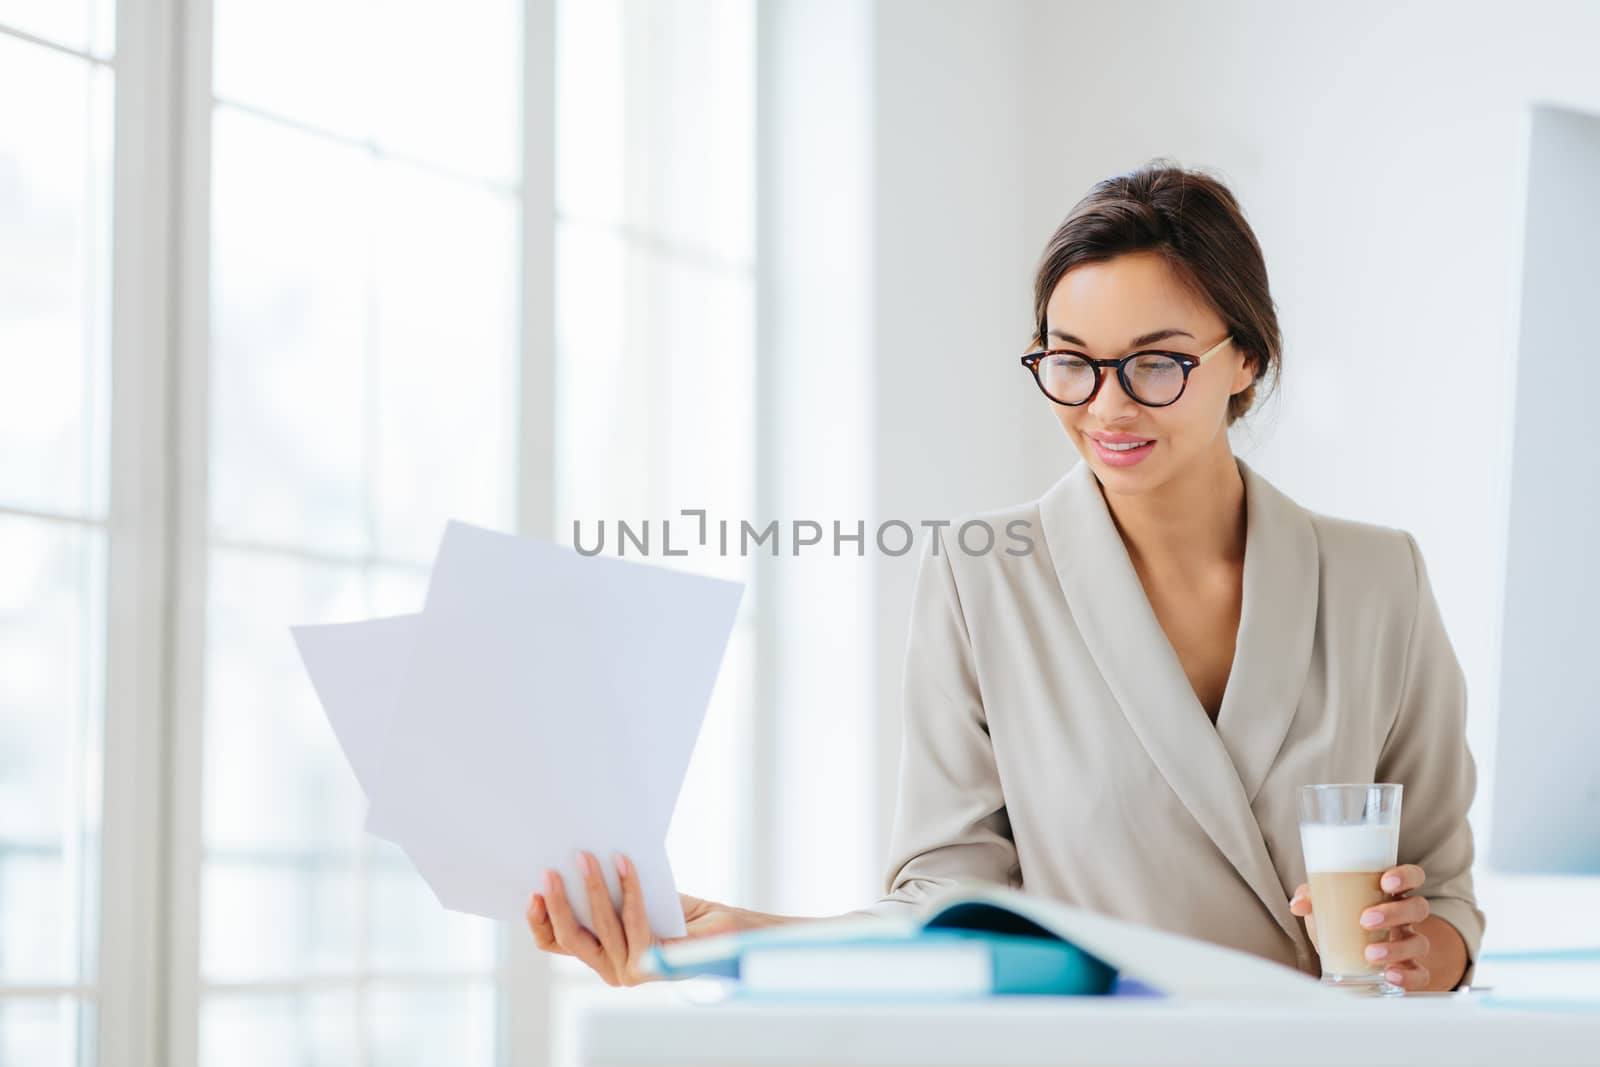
[2,1,1599,1064]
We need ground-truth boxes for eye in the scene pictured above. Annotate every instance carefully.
[1049,354,1090,370]
[1129,353,1181,377]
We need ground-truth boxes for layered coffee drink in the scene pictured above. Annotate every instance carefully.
[1301,824,1398,979]
[1298,783,1403,994]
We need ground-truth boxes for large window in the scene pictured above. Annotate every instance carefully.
[0,8,114,1065]
[1,0,758,1063]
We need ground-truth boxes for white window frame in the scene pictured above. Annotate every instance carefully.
[77,0,557,1063]
[96,0,180,1061]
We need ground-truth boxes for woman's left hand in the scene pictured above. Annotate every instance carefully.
[1289,863,1433,991]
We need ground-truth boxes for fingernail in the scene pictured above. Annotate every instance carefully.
[1386,969,1404,984]
[578,852,595,878]
[615,853,630,879]
[1382,875,1400,891]
[1361,910,1383,928]
[1367,944,1388,960]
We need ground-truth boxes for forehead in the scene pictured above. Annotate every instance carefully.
[1044,252,1215,339]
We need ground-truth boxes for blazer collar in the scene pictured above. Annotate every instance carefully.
[1037,457,1319,953]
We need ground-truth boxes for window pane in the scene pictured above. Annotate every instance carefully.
[638,0,754,265]
[652,256,755,568]
[212,0,371,148]
[200,990,356,1067]
[0,516,104,987]
[553,223,651,523]
[213,0,521,185]
[555,0,753,264]
[367,564,428,618]
[0,996,94,1067]
[366,984,497,1066]
[370,0,522,185]
[209,108,372,556]
[367,842,496,973]
[202,549,366,982]
[372,165,519,564]
[0,38,112,518]
[0,0,114,57]
[554,0,624,223]
[210,110,523,563]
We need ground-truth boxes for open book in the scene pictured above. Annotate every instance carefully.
[643,884,1331,1000]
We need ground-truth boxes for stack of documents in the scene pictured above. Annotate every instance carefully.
[292,521,745,938]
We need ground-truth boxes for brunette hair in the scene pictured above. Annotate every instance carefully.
[1032,160,1280,424]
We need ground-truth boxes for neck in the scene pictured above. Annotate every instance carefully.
[1098,440,1247,569]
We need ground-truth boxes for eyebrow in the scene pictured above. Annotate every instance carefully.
[1047,327,1196,349]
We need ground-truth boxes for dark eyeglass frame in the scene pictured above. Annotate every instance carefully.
[1019,333,1233,408]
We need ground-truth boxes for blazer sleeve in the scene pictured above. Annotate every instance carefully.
[841,536,1020,921]
[1374,531,1487,988]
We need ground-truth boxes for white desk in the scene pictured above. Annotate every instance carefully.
[576,987,1600,1067]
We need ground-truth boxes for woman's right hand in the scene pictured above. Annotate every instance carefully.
[526,851,764,986]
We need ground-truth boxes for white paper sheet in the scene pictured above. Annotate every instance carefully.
[291,521,744,942]
[290,614,419,843]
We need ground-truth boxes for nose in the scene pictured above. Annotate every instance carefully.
[1088,366,1141,421]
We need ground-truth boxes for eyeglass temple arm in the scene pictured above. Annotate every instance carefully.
[1194,334,1233,363]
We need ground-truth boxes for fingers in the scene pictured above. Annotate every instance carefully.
[1380,864,1426,895]
[1288,883,1311,916]
[615,853,655,984]
[1367,923,1430,967]
[525,893,569,956]
[543,869,616,985]
[578,851,630,983]
[1380,957,1431,991]
[1360,894,1430,932]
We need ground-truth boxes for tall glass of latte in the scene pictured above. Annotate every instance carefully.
[1298,783,1404,996]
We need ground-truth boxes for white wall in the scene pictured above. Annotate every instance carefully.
[1013,0,1600,952]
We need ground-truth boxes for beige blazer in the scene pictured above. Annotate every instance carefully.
[850,458,1485,987]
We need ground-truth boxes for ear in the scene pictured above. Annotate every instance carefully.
[1228,348,1259,396]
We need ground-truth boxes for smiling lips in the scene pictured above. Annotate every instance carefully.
[1087,431,1156,467]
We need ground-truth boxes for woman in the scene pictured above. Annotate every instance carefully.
[526,161,1485,993]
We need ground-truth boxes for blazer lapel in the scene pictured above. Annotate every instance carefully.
[1037,459,1316,953]
[1216,460,1320,808]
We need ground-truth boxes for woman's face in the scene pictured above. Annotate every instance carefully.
[1041,250,1255,497]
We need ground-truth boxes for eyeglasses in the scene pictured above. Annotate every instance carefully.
[1020,334,1232,408]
